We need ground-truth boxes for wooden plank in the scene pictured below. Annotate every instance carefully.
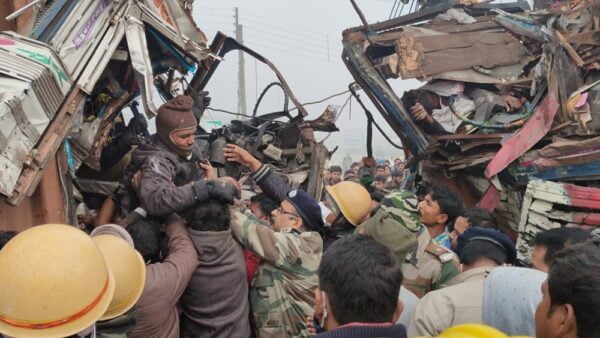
[398,41,525,78]
[414,32,518,53]
[555,30,585,67]
[485,95,560,178]
[567,30,600,46]
[428,21,501,34]
[534,161,600,182]
[478,183,502,212]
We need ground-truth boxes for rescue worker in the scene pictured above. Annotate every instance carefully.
[408,227,518,336]
[321,180,371,250]
[116,95,237,218]
[0,224,116,338]
[223,143,323,338]
[90,225,146,337]
[401,185,462,298]
[127,214,198,338]
[355,190,421,265]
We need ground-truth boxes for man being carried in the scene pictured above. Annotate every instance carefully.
[118,95,236,218]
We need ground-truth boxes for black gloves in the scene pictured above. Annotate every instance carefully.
[207,180,239,204]
[192,179,239,204]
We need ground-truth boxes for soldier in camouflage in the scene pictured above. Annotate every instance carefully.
[354,190,421,264]
[401,185,463,297]
[224,144,325,338]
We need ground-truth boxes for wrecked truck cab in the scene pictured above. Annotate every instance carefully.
[343,1,600,265]
[0,0,332,230]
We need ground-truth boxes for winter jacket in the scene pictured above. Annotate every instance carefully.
[134,135,207,216]
[128,216,197,338]
[180,229,251,338]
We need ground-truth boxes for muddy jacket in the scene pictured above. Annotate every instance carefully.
[130,135,206,216]
[401,228,460,298]
[180,229,251,338]
[230,209,322,338]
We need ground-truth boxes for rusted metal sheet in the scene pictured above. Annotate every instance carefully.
[485,94,560,179]
[478,184,502,212]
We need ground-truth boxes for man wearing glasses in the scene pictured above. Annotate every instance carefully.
[223,144,324,338]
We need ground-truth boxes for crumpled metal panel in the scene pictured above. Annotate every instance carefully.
[0,50,63,118]
[0,31,71,95]
[0,155,21,197]
[0,100,18,151]
[1,78,50,142]
[125,14,158,117]
[0,34,70,198]
[48,0,117,78]
[138,1,211,62]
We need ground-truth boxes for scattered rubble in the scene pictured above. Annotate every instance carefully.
[343,0,600,264]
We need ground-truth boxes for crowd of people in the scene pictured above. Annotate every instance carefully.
[1,95,600,338]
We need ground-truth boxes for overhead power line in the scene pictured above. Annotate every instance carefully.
[240,16,342,47]
[244,31,332,58]
[243,40,331,63]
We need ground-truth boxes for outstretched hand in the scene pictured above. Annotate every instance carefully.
[223,144,262,172]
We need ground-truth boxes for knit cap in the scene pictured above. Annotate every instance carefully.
[156,95,197,155]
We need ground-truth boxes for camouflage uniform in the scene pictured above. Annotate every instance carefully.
[355,190,421,263]
[230,209,322,338]
[401,228,460,298]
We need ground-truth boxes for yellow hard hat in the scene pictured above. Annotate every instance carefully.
[434,324,515,338]
[325,181,371,225]
[92,233,146,321]
[0,224,115,338]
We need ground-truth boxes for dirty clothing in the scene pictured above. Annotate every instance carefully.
[230,209,322,338]
[129,216,198,338]
[180,229,250,338]
[401,228,460,298]
[133,135,206,216]
[407,267,493,337]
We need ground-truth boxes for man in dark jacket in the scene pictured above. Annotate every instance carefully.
[127,215,197,338]
[118,95,237,217]
[313,235,407,338]
[180,198,251,338]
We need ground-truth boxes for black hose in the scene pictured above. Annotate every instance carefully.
[252,82,290,119]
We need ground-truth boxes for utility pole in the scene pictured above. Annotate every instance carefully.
[234,7,247,116]
[326,34,330,62]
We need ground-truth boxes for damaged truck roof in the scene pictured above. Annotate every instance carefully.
[342,0,600,264]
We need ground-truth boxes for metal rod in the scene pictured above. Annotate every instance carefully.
[5,0,41,21]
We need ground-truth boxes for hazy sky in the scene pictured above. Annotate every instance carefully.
[191,0,421,165]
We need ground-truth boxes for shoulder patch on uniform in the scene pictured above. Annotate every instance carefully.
[425,242,453,262]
